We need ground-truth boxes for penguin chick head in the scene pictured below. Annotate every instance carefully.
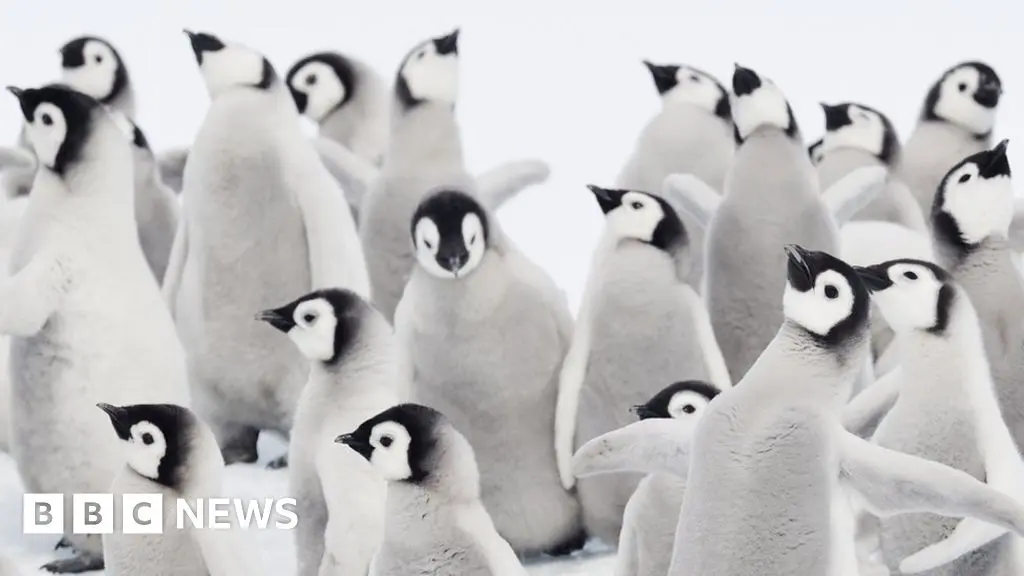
[854,259,954,335]
[411,189,488,280]
[820,102,899,164]
[183,30,276,98]
[336,403,444,483]
[730,64,797,143]
[97,403,194,490]
[643,61,731,121]
[256,288,367,365]
[631,380,720,421]
[395,28,460,110]
[924,61,1002,137]
[587,185,686,252]
[286,52,356,122]
[808,138,825,165]
[782,244,873,347]
[933,139,1013,250]
[59,36,128,105]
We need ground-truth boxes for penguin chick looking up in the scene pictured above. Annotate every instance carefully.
[184,30,276,97]
[730,63,798,143]
[932,139,1013,255]
[820,102,900,165]
[395,28,460,111]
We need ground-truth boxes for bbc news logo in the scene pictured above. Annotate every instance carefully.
[23,494,298,534]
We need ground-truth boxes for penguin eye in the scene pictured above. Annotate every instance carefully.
[380,435,393,448]
[94,55,103,64]
[416,51,426,60]
[469,234,477,245]
[630,201,644,210]
[423,239,434,250]
[141,433,154,446]
[690,74,701,83]
[903,271,918,280]
[682,404,696,414]
[41,113,53,126]
[958,83,968,92]
[958,174,971,184]
[305,74,317,86]
[824,285,839,299]
[303,313,317,324]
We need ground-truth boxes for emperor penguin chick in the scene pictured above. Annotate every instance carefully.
[616,60,734,290]
[59,35,136,117]
[122,118,179,283]
[337,403,529,576]
[852,259,1024,575]
[396,189,584,555]
[3,84,189,573]
[258,288,400,576]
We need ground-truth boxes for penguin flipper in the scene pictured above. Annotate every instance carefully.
[679,284,731,390]
[475,159,551,211]
[821,165,889,225]
[1008,199,1024,253]
[156,147,189,193]
[312,136,378,211]
[842,367,902,438]
[898,517,1020,574]
[661,173,721,230]
[555,320,590,490]
[162,216,188,316]
[0,252,64,337]
[572,418,694,479]
[0,146,35,171]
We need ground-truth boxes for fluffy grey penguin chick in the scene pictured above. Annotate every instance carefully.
[573,245,1024,576]
[331,28,551,323]
[337,403,529,576]
[2,84,189,573]
[614,380,723,576]
[258,288,399,576]
[615,60,734,290]
[396,188,584,556]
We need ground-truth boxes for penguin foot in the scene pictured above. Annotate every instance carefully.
[543,528,588,557]
[218,426,260,465]
[266,454,289,469]
[53,536,71,551]
[221,445,259,465]
[41,552,104,573]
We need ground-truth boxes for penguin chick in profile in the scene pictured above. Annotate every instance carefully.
[396,189,584,556]
[615,381,722,576]
[258,288,399,576]
[3,84,189,573]
[847,259,1024,575]
[165,31,367,465]
[337,403,528,576]
[572,245,1024,576]
[59,35,136,117]
[97,403,256,576]
[554,185,730,546]
[615,60,734,290]
[898,61,1002,216]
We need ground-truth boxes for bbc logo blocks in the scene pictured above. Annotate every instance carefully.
[24,493,164,535]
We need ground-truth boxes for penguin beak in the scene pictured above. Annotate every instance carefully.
[183,30,225,64]
[974,82,1002,108]
[732,63,762,97]
[853,264,893,293]
[97,403,132,441]
[437,251,469,277]
[5,86,24,102]
[980,139,1011,179]
[433,28,460,56]
[820,103,847,131]
[586,184,625,215]
[255,308,296,333]
[335,433,373,461]
[784,244,815,292]
[630,405,661,420]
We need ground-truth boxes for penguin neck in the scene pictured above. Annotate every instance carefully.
[756,322,866,407]
[312,328,397,383]
[388,103,464,168]
[898,293,991,395]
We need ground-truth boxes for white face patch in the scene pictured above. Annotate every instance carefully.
[459,213,486,277]
[123,421,166,482]
[605,191,665,243]
[822,105,886,157]
[871,263,944,332]
[412,213,486,279]
[940,163,1014,244]
[731,77,790,140]
[400,42,458,104]
[25,102,68,169]
[286,298,338,361]
[783,269,855,336]
[368,422,413,481]
[934,67,996,135]
[199,43,267,98]
[61,40,118,101]
[290,61,346,122]
[667,390,713,420]
[663,67,722,113]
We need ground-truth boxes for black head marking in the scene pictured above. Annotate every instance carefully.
[932,139,1011,254]
[808,138,824,161]
[8,84,101,176]
[585,185,687,252]
[395,30,460,111]
[286,52,357,114]
[732,64,761,97]
[822,102,900,163]
[183,30,225,65]
[923,61,1002,137]
[631,380,720,420]
[59,36,130,105]
[784,244,872,348]
[643,60,680,95]
[97,403,194,489]
[256,58,277,90]
[411,190,489,273]
[433,28,460,56]
[256,288,368,366]
[821,103,852,132]
[337,403,444,484]
[130,123,149,150]
[854,259,955,334]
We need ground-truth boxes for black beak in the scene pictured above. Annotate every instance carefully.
[980,139,1011,178]
[630,405,661,420]
[853,264,893,293]
[6,86,23,101]
[586,184,625,214]
[183,30,225,64]
[438,252,469,276]
[97,403,131,440]
[335,433,373,461]
[820,102,848,131]
[732,63,762,97]
[784,244,814,291]
[643,60,678,95]
[974,82,1002,108]
[433,28,460,55]
[255,308,295,333]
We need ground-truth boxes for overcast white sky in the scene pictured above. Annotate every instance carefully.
[0,0,1017,308]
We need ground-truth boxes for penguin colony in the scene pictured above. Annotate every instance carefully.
[2,27,1024,576]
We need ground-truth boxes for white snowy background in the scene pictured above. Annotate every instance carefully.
[0,0,1020,573]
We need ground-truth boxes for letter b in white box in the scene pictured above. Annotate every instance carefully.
[23,493,64,534]
[73,494,113,534]
[123,494,163,534]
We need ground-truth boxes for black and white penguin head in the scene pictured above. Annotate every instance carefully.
[923,61,1002,137]
[286,52,357,122]
[183,30,276,98]
[808,138,825,165]
[7,84,109,175]
[782,244,873,346]
[933,139,1013,250]
[587,185,686,252]
[854,259,954,334]
[411,189,488,280]
[97,403,194,489]
[643,61,730,121]
[730,64,797,143]
[257,288,367,365]
[631,380,720,421]
[336,403,445,483]
[58,36,128,105]
[820,102,899,164]
[395,28,460,110]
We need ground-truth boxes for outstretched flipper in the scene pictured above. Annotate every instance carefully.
[842,367,902,439]
[312,136,379,212]
[156,147,190,193]
[0,147,37,199]
[0,252,66,337]
[679,284,731,390]
[821,165,889,226]
[474,159,550,211]
[40,551,104,574]
[661,173,721,231]
[898,517,1024,573]
[162,218,189,317]
[0,146,35,171]
[554,318,591,490]
[572,418,695,479]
